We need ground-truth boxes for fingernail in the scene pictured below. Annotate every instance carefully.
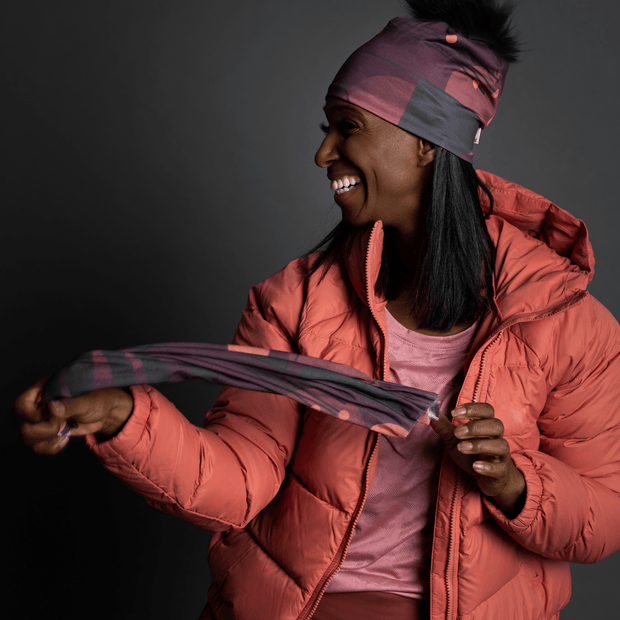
[452,406,467,417]
[56,422,72,438]
[473,462,486,472]
[427,401,440,421]
[460,442,473,451]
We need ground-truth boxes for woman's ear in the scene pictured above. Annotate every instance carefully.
[417,139,435,167]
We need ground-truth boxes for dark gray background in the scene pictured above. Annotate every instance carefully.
[3,1,619,618]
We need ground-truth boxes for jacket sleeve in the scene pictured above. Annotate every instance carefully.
[85,263,308,531]
[484,295,620,563]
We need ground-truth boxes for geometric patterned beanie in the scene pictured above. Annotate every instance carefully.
[327,16,510,161]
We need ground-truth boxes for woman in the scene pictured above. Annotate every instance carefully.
[13,1,620,619]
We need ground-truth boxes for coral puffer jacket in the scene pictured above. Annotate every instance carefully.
[88,171,620,620]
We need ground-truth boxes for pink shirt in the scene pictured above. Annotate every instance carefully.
[326,310,477,599]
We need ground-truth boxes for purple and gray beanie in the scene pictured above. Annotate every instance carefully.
[327,16,509,161]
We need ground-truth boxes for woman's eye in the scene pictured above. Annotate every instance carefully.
[338,119,359,134]
[320,118,359,136]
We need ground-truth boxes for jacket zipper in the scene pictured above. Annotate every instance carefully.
[441,330,503,620]
[472,332,502,403]
[443,468,460,620]
[300,435,380,620]
[364,223,389,379]
[441,292,589,619]
[299,224,387,619]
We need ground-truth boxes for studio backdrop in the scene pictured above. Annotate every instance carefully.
[3,1,620,618]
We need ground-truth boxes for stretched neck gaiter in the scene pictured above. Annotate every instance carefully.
[42,342,439,438]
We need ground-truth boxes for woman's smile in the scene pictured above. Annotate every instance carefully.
[330,173,366,219]
[330,175,362,195]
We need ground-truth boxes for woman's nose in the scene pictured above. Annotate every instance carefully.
[315,132,339,168]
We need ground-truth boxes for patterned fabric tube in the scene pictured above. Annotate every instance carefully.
[42,342,439,438]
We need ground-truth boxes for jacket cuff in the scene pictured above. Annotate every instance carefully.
[482,452,543,533]
[85,385,153,458]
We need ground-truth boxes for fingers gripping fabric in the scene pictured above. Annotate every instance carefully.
[42,342,439,438]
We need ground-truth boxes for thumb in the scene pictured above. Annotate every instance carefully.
[430,411,456,443]
[45,399,77,438]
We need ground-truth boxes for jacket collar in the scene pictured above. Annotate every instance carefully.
[344,171,593,326]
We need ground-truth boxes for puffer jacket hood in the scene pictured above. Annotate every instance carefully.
[480,171,593,321]
[88,171,620,620]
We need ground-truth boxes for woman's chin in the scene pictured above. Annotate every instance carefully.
[335,187,370,227]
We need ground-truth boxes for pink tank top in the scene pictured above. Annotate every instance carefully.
[326,310,477,599]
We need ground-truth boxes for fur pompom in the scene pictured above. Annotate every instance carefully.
[403,0,520,61]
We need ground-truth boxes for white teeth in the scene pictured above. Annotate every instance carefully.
[331,176,362,194]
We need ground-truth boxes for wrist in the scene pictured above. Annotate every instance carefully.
[492,464,526,518]
[95,388,134,442]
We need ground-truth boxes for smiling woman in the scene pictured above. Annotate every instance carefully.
[7,1,620,620]
[317,100,432,231]
[313,98,494,335]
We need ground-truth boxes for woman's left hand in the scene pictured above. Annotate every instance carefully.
[431,402,526,518]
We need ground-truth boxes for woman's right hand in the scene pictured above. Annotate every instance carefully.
[14,378,134,456]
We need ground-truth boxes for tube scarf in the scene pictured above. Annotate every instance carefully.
[42,342,439,439]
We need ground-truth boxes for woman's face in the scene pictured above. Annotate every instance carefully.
[315,98,434,238]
